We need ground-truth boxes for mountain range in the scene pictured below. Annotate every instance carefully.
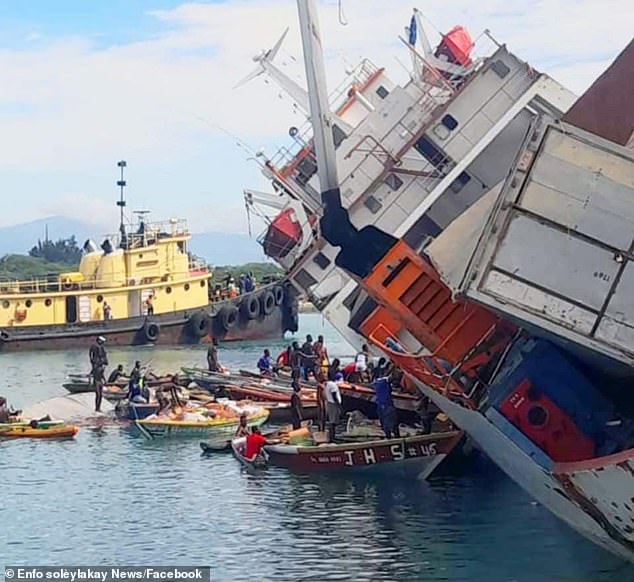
[0,216,268,266]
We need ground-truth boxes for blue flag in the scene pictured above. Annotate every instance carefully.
[408,14,417,45]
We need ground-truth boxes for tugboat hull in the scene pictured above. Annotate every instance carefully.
[0,283,298,351]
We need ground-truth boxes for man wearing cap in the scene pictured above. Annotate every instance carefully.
[324,372,343,442]
[89,336,109,412]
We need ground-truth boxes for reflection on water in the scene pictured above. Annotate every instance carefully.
[0,315,628,580]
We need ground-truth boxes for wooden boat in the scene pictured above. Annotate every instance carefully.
[231,436,268,469]
[135,403,269,439]
[63,374,177,395]
[0,424,79,439]
[0,419,64,430]
[237,368,420,423]
[114,401,160,421]
[264,430,463,479]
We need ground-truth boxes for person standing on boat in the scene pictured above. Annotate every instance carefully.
[89,336,108,412]
[354,344,370,383]
[290,377,303,430]
[207,338,220,372]
[373,376,400,439]
[324,373,343,442]
[103,302,112,321]
[290,341,303,381]
[314,334,329,378]
[145,294,154,316]
[301,334,317,381]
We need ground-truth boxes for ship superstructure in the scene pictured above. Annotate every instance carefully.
[242,1,634,564]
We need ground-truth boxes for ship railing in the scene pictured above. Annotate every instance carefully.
[0,267,211,295]
[110,219,190,249]
[367,323,477,409]
[269,59,380,176]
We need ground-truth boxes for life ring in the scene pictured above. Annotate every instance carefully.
[62,278,73,291]
[144,322,160,343]
[217,306,239,332]
[259,290,276,316]
[188,312,211,338]
[273,285,284,306]
[240,295,260,321]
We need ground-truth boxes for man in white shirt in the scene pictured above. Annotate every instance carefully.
[324,372,343,442]
[354,344,370,383]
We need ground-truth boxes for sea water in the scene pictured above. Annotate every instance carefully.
[0,314,628,581]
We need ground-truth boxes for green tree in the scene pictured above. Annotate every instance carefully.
[29,236,82,265]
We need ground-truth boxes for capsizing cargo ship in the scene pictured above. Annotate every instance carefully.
[0,164,298,350]
[241,1,634,563]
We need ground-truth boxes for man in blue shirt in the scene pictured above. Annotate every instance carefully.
[373,377,400,438]
[257,349,273,377]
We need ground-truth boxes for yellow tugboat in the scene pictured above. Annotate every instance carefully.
[0,162,298,350]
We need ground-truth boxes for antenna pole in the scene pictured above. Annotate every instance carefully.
[117,160,127,234]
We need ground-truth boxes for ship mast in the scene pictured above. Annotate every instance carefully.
[117,160,127,237]
[295,0,395,276]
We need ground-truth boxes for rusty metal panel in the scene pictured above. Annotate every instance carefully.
[558,457,634,546]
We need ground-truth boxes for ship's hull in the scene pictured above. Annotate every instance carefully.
[413,377,634,563]
[0,283,298,351]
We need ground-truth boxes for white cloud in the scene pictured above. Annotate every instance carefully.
[0,0,631,228]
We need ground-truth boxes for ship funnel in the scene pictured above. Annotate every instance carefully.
[83,239,99,254]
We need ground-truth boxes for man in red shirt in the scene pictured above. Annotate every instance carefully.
[244,426,268,460]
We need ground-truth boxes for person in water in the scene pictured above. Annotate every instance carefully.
[235,413,249,438]
[257,349,273,377]
[108,364,125,384]
[207,338,220,372]
[290,377,303,430]
[244,425,268,460]
[89,336,108,412]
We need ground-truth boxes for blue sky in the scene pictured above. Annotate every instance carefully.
[0,0,632,237]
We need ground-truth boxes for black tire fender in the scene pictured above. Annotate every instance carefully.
[259,290,276,316]
[188,311,211,338]
[273,285,284,306]
[240,295,260,321]
[144,322,160,343]
[218,306,239,331]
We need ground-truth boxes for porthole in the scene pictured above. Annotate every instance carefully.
[25,300,33,308]
[97,295,104,303]
[2,300,9,309]
[184,283,190,291]
[45,299,52,307]
[200,280,206,287]
[166,286,172,294]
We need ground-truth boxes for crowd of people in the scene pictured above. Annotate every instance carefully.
[247,334,419,442]
[211,272,258,301]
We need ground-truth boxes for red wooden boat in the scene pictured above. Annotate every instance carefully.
[264,430,463,479]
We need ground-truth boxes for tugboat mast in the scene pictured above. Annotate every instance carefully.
[116,160,127,236]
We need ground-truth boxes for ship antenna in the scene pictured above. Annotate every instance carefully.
[117,160,127,236]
